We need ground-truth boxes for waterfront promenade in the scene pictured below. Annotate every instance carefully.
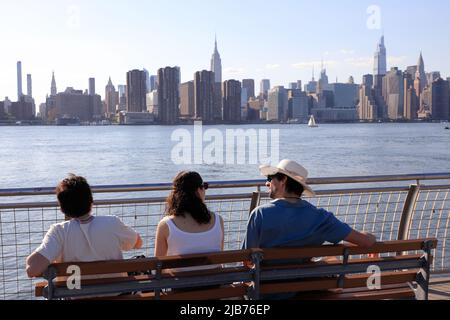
[1,173,450,299]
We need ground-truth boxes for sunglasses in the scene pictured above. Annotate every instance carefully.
[200,182,209,190]
[267,175,276,183]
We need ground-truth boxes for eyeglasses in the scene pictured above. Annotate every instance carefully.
[267,175,276,183]
[200,182,209,190]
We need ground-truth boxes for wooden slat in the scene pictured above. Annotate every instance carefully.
[48,250,255,277]
[261,254,424,271]
[262,239,437,260]
[260,270,419,294]
[294,284,416,300]
[161,284,248,301]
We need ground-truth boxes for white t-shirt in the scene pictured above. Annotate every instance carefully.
[35,216,138,264]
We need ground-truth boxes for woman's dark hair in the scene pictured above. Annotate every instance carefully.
[56,174,94,218]
[165,171,211,225]
[274,173,305,197]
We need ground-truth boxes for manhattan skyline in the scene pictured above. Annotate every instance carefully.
[1,0,450,106]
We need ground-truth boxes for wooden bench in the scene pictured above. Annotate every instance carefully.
[35,238,437,300]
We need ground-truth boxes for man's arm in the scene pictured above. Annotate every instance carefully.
[344,230,377,248]
[134,234,143,250]
[26,252,51,278]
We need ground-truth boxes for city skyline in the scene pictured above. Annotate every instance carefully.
[1,0,450,105]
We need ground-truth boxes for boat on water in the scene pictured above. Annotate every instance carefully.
[308,115,319,128]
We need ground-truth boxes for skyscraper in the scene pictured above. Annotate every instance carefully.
[430,78,450,120]
[222,80,242,123]
[242,79,255,100]
[27,74,32,97]
[105,77,119,116]
[126,69,147,113]
[260,79,271,98]
[17,61,23,100]
[149,75,158,92]
[317,62,329,94]
[267,86,288,122]
[89,78,96,96]
[194,70,215,123]
[51,72,57,96]
[374,35,387,76]
[180,81,195,118]
[358,74,378,121]
[416,52,427,94]
[403,72,418,120]
[157,67,180,125]
[383,67,404,120]
[210,36,222,83]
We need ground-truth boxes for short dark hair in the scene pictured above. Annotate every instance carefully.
[56,174,93,218]
[273,173,304,197]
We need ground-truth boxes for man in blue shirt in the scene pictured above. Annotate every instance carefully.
[242,160,376,299]
[243,159,376,250]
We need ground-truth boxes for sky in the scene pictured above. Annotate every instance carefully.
[1,0,450,106]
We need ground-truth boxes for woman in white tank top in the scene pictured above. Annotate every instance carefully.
[154,172,224,272]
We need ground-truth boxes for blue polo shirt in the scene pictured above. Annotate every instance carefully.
[242,199,353,250]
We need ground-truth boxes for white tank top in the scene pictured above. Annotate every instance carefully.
[164,213,223,272]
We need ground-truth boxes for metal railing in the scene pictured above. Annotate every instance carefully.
[0,173,449,300]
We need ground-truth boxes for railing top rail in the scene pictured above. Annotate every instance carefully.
[1,173,450,197]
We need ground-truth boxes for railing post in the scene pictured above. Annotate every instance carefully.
[249,192,261,215]
[397,184,421,241]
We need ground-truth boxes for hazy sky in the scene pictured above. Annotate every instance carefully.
[1,0,449,105]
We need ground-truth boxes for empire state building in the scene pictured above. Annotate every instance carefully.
[210,37,222,83]
[374,35,387,76]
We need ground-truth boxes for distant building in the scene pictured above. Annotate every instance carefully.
[118,111,154,125]
[416,52,427,93]
[118,85,127,111]
[358,74,385,122]
[222,80,242,123]
[48,87,102,122]
[126,70,147,112]
[180,81,194,118]
[17,61,23,100]
[27,74,32,97]
[149,75,158,92]
[242,79,255,100]
[428,78,449,120]
[312,108,357,122]
[247,97,264,121]
[383,67,404,120]
[288,83,298,90]
[146,90,158,116]
[427,72,441,85]
[157,66,180,125]
[10,97,34,121]
[287,89,309,122]
[194,70,215,123]
[260,79,271,98]
[210,37,222,84]
[267,86,288,122]
[51,72,57,96]
[374,36,387,76]
[89,78,96,96]
[325,83,359,109]
[406,66,418,79]
[0,101,5,119]
[317,64,329,94]
[105,77,119,117]
[403,72,418,120]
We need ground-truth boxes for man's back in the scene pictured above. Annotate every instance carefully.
[36,215,139,263]
[242,199,352,250]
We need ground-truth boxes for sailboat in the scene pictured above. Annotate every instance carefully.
[308,115,319,128]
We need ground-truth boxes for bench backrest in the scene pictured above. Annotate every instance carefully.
[37,238,437,300]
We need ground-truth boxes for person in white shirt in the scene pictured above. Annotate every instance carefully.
[155,171,224,272]
[26,174,143,278]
